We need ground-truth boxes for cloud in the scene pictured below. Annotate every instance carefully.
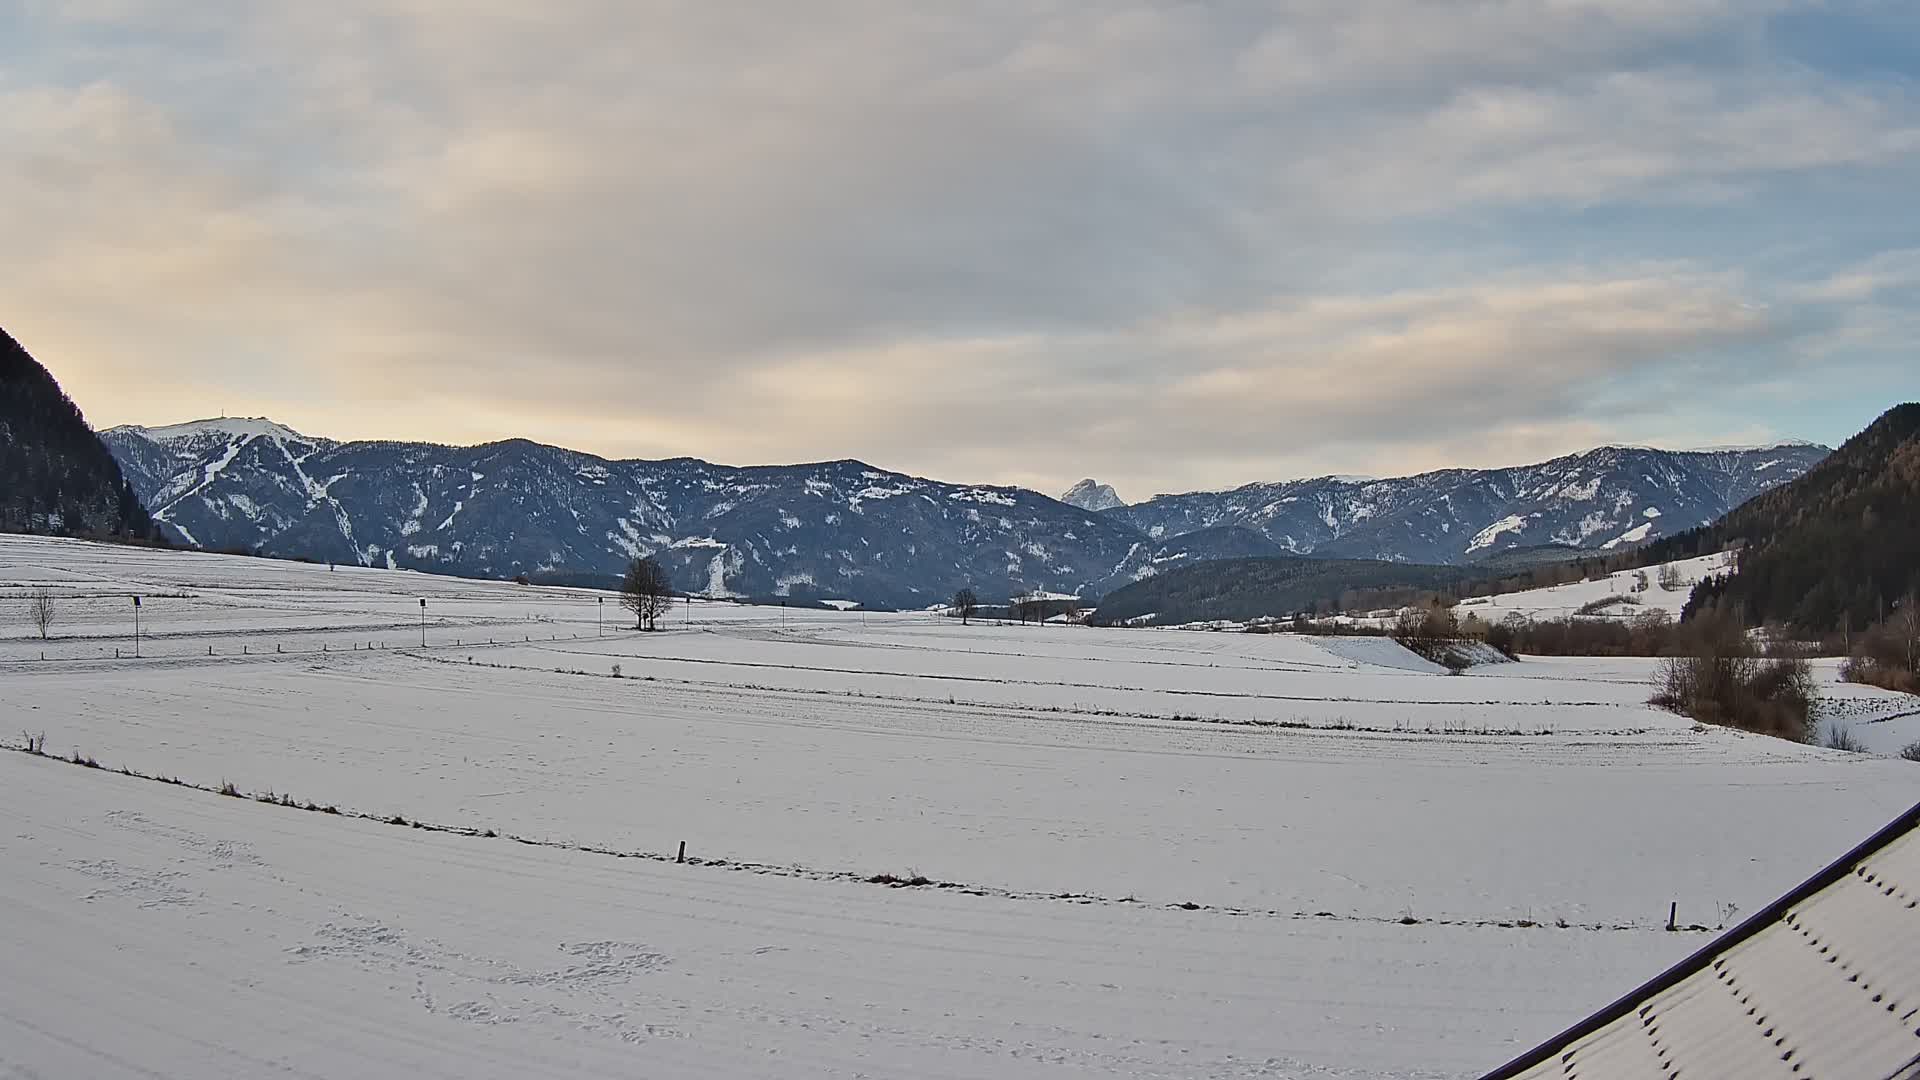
[3,1,1917,497]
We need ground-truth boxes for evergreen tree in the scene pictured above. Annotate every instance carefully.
[0,328,156,539]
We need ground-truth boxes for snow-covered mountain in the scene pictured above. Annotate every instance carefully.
[1106,443,1830,565]
[102,420,1826,604]
[103,420,1261,606]
[1060,479,1125,512]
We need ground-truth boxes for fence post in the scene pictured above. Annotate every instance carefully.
[1667,902,1678,931]
[677,841,687,864]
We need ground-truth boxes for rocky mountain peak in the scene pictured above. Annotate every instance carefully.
[1061,478,1125,512]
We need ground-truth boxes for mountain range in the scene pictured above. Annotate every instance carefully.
[1103,443,1830,566]
[101,416,1827,607]
[103,419,1280,607]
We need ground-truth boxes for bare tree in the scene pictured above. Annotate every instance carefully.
[1657,562,1684,591]
[28,588,54,641]
[621,556,673,631]
[952,587,978,625]
[1896,591,1920,675]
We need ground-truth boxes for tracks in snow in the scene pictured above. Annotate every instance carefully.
[4,742,1718,937]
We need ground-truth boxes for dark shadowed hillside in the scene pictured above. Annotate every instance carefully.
[0,329,154,540]
[1672,403,1920,633]
[1088,556,1468,626]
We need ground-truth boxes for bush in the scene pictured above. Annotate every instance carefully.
[1842,604,1920,694]
[1821,724,1867,753]
[1483,618,1519,660]
[1392,603,1462,664]
[1901,741,1920,763]
[1841,654,1920,694]
[1649,612,1815,742]
[1497,611,1679,657]
[868,870,934,888]
[1576,595,1640,616]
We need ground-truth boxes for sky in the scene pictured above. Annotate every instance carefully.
[4,2,1918,500]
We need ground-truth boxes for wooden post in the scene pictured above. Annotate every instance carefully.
[677,841,687,864]
[1667,902,1678,931]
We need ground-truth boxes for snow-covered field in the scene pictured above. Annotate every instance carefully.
[3,535,1917,1079]
[1454,552,1733,622]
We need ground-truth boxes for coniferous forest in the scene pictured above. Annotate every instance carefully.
[1673,403,1920,636]
[0,328,156,539]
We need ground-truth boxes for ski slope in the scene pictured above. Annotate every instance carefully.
[3,535,1918,1079]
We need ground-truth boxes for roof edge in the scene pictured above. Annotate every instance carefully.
[1482,799,1920,1080]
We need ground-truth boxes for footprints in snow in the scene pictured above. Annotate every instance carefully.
[104,809,265,867]
[288,919,679,1042]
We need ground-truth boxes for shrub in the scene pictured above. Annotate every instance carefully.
[1821,724,1867,753]
[1650,612,1815,742]
[1497,611,1678,657]
[1842,603,1920,694]
[868,871,934,888]
[1901,741,1920,763]
[1841,654,1920,694]
[1576,595,1639,616]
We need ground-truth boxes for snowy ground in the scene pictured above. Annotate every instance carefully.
[3,535,1918,1079]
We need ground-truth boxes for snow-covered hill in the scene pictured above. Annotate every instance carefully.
[1454,551,1734,622]
[1107,444,1828,564]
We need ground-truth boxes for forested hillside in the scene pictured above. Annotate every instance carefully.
[1678,403,1920,634]
[1087,556,1468,626]
[0,329,155,539]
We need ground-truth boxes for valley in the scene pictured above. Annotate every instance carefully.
[4,535,1916,1078]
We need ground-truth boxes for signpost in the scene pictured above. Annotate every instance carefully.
[419,598,428,647]
[132,595,142,658]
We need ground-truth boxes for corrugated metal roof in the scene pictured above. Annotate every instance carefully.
[1486,802,1920,1080]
